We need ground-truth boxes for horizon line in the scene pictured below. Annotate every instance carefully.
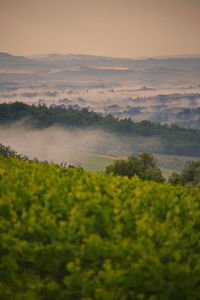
[1,51,200,60]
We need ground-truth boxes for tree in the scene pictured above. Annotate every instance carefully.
[169,160,200,186]
[0,143,19,158]
[105,152,165,183]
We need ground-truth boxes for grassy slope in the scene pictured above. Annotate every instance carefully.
[65,151,199,179]
[56,150,115,172]
[154,153,200,171]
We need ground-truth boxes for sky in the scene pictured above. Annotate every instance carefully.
[0,0,200,58]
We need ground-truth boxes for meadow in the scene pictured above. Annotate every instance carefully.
[61,151,198,179]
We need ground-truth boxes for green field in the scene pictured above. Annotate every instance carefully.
[154,153,200,171]
[61,151,115,172]
[63,151,199,180]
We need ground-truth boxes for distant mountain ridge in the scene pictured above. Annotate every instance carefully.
[1,51,200,77]
[0,51,200,89]
[1,51,200,65]
[0,52,35,69]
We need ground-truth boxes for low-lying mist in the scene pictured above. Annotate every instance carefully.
[0,122,163,169]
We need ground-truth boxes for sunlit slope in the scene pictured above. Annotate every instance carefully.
[154,153,200,171]
[58,150,115,172]
[1,156,200,299]
[68,151,198,178]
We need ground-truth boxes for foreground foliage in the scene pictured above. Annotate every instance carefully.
[0,156,200,300]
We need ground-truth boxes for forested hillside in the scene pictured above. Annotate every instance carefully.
[0,102,200,156]
[0,156,200,299]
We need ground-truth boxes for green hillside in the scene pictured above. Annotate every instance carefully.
[1,156,200,299]
[59,151,115,172]
[59,151,198,179]
[0,102,200,157]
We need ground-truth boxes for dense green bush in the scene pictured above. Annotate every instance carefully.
[169,160,200,186]
[1,156,200,299]
[105,152,165,183]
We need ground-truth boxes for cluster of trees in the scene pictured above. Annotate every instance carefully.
[0,102,102,127]
[169,161,200,186]
[0,102,200,156]
[177,107,200,120]
[105,152,200,186]
[105,152,165,183]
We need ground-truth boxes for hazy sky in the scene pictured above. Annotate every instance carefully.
[0,0,200,58]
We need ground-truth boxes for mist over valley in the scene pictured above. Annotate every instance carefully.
[0,52,200,129]
[0,52,200,171]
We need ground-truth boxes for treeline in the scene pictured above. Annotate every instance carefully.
[105,152,165,183]
[177,107,200,119]
[0,101,200,156]
[105,152,200,186]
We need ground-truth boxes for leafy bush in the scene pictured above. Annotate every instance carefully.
[105,152,165,183]
[0,142,24,159]
[169,160,200,186]
[1,156,200,299]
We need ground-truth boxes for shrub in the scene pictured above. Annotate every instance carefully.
[169,160,200,186]
[105,152,165,183]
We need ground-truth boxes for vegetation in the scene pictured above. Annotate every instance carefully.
[54,150,115,172]
[1,156,200,299]
[153,153,199,171]
[0,142,25,159]
[105,152,165,182]
[0,102,200,156]
[177,107,200,120]
[169,160,200,186]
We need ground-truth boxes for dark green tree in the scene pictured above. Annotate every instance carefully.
[169,160,200,186]
[105,152,165,182]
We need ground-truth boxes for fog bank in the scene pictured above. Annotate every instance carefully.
[0,123,163,168]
